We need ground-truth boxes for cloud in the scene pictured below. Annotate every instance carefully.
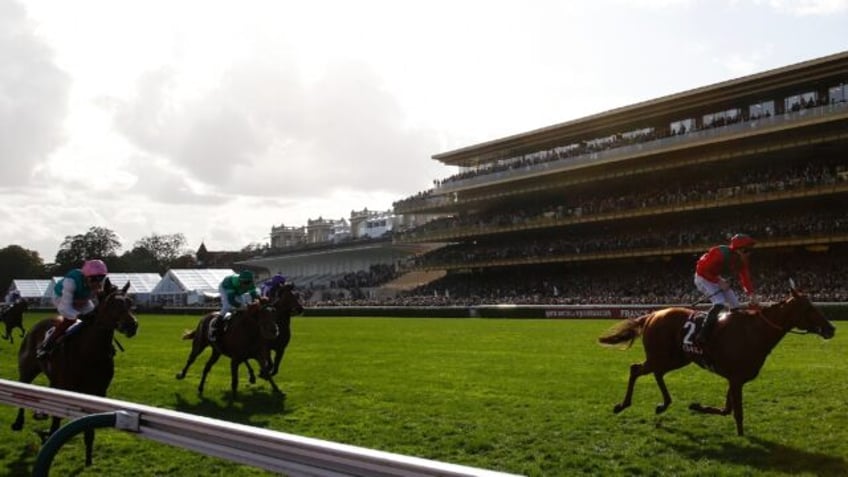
[110,57,448,204]
[757,0,848,15]
[0,0,70,186]
[126,154,228,206]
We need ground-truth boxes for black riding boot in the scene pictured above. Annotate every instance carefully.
[696,303,724,345]
[36,328,58,359]
[36,320,83,359]
[209,313,230,343]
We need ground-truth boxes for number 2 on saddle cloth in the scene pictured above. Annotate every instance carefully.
[681,311,716,368]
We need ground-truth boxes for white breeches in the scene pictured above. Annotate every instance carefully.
[694,274,740,308]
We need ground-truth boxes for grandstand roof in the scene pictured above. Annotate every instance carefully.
[239,242,443,277]
[105,273,162,294]
[150,269,234,294]
[6,279,52,299]
[432,50,848,168]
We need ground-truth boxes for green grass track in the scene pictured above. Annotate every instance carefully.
[0,313,844,476]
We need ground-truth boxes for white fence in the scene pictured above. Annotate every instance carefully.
[0,379,520,477]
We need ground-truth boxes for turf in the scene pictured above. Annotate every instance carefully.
[0,313,844,476]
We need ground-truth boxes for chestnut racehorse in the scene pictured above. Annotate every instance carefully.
[11,279,138,466]
[598,285,835,436]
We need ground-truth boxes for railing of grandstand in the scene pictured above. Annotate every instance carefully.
[417,233,848,271]
[399,181,848,243]
[416,101,848,199]
[0,380,519,477]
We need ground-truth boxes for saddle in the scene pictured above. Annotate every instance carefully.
[37,317,85,360]
[209,311,239,342]
[682,309,733,369]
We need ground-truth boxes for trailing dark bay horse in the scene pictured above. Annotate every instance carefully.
[11,280,138,466]
[266,283,304,377]
[598,285,835,436]
[1,300,28,343]
[175,300,282,397]
[245,283,304,381]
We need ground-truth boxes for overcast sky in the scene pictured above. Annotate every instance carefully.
[2,0,847,262]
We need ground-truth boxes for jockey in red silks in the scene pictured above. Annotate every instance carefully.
[693,234,758,345]
[38,259,109,358]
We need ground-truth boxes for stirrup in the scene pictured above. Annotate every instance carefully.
[36,343,52,359]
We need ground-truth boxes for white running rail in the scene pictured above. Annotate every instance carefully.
[0,379,521,477]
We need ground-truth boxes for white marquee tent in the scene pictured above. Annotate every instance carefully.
[4,279,52,306]
[104,273,163,306]
[150,269,234,307]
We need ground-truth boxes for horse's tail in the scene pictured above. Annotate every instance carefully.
[597,314,650,349]
[181,330,196,340]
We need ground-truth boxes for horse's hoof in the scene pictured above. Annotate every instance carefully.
[688,403,701,411]
[11,422,22,431]
[36,430,51,443]
[613,404,626,414]
[655,404,668,414]
[175,373,184,380]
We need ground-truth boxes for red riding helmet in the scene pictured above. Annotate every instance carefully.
[729,233,756,251]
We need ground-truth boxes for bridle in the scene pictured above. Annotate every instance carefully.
[756,298,823,335]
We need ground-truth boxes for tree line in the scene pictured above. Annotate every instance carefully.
[0,227,198,294]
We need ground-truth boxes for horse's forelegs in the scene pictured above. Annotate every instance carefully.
[689,386,734,416]
[730,382,744,436]
[230,360,240,397]
[198,351,221,396]
[272,348,287,377]
[36,416,63,443]
[653,372,673,414]
[265,374,285,397]
[244,361,257,384]
[614,363,649,414]
[84,429,94,466]
[11,408,25,431]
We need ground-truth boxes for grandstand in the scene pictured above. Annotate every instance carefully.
[389,51,848,306]
[239,238,444,302]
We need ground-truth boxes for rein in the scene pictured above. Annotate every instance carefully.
[755,311,785,332]
[755,307,809,335]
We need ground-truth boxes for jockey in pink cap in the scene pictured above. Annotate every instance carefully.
[37,259,109,358]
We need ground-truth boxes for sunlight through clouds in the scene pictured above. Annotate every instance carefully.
[3,0,847,260]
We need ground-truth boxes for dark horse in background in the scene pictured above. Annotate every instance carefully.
[598,283,835,436]
[175,299,283,397]
[1,299,29,343]
[11,279,139,466]
[244,283,304,385]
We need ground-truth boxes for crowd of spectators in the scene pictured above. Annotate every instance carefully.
[309,162,848,306]
[311,246,847,306]
[393,89,845,211]
[413,208,847,269]
[398,161,847,241]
